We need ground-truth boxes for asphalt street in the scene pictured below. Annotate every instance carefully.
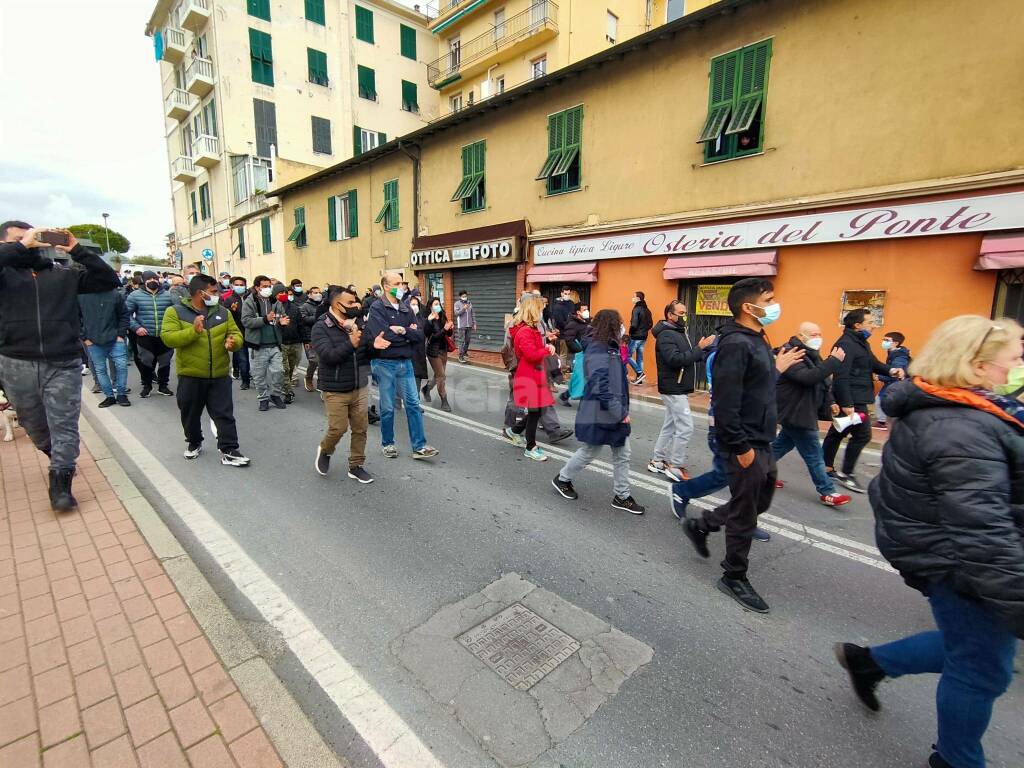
[84,357,1024,768]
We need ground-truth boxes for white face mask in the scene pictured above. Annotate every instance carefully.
[580,310,590,320]
[203,295,219,306]
[804,336,823,351]
[259,287,273,298]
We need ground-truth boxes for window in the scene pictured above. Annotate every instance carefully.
[198,183,211,220]
[248,28,274,86]
[493,8,506,40]
[231,155,249,204]
[426,272,445,305]
[448,37,461,72]
[236,226,246,259]
[307,48,328,86]
[202,99,217,138]
[353,126,385,155]
[287,207,307,247]
[261,216,272,253]
[531,56,547,80]
[253,99,277,158]
[376,179,399,231]
[190,191,198,224]
[400,24,416,60]
[355,5,374,43]
[194,33,208,59]
[181,124,193,157]
[606,11,617,43]
[449,93,463,113]
[467,90,475,106]
[328,190,358,240]
[536,105,583,195]
[247,0,270,21]
[451,140,485,213]
[496,76,505,94]
[312,116,332,154]
[401,80,418,112]
[305,0,325,25]
[667,0,685,22]
[357,65,376,100]
[698,39,772,163]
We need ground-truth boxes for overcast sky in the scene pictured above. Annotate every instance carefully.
[0,0,420,259]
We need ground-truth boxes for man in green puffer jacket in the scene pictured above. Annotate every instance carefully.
[160,275,250,467]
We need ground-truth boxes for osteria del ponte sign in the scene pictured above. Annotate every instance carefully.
[532,191,1024,264]
[410,237,517,268]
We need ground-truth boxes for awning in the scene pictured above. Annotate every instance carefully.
[526,262,598,283]
[663,249,777,279]
[974,232,1024,271]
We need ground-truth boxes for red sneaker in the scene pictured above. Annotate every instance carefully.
[820,494,852,507]
[775,479,785,489]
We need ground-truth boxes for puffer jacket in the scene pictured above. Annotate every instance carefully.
[126,287,174,336]
[160,298,243,379]
[870,379,1024,638]
[299,298,322,343]
[310,311,370,392]
[653,319,705,395]
[574,339,631,447]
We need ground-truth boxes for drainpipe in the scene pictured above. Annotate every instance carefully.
[398,140,422,243]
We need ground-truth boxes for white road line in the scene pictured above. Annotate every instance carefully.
[83,399,445,768]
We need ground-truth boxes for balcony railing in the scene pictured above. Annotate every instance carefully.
[427,1,558,87]
[425,0,467,17]
[185,56,214,96]
[164,88,196,121]
[172,156,199,182]
[191,134,220,168]
[181,0,211,33]
[163,27,187,63]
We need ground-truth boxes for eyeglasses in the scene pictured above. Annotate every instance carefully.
[972,324,1003,362]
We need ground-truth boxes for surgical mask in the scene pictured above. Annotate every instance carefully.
[292,286,303,293]
[277,292,288,303]
[632,296,640,304]
[390,287,406,300]
[309,293,322,302]
[858,328,873,339]
[259,287,272,298]
[881,340,894,350]
[220,279,230,288]
[580,310,590,320]
[203,295,219,306]
[752,302,781,326]
[804,336,823,351]
[432,304,441,313]
[146,280,159,291]
[288,295,294,302]
[994,365,1024,395]
[232,285,246,295]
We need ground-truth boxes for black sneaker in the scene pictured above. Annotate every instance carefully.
[269,395,287,409]
[98,397,117,408]
[347,466,374,484]
[258,400,270,412]
[116,395,131,407]
[632,372,646,385]
[221,449,251,467]
[315,447,330,476]
[140,385,152,398]
[612,495,645,515]
[682,518,710,558]
[284,393,295,404]
[551,476,578,500]
[183,443,202,460]
[239,381,250,390]
[834,643,885,711]
[232,368,239,380]
[928,752,954,768]
[752,527,771,542]
[421,384,432,403]
[157,385,174,396]
[717,576,770,613]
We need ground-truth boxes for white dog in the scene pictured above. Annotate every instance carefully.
[0,389,17,442]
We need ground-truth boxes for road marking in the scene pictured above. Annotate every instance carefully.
[83,399,445,768]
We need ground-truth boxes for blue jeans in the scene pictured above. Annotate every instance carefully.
[871,583,1018,768]
[232,348,250,384]
[371,358,426,450]
[671,431,727,502]
[627,339,646,375]
[87,340,129,397]
[772,425,836,496]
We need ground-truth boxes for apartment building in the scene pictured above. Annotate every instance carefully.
[145,0,437,279]
[424,0,719,117]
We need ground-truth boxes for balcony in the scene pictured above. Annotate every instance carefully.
[164,88,196,121]
[191,135,220,168]
[172,156,199,182]
[163,27,187,63]
[180,0,210,33]
[185,56,214,97]
[427,1,558,89]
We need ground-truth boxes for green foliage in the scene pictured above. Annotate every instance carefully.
[128,256,169,267]
[67,224,131,254]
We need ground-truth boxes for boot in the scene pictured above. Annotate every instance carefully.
[440,396,452,413]
[421,383,432,403]
[49,469,77,512]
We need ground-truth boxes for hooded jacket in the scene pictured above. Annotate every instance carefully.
[79,289,130,347]
[0,242,119,361]
[775,336,841,430]
[160,297,243,379]
[126,287,174,336]
[310,311,370,392]
[870,380,1024,639]
[832,327,891,408]
[653,319,705,395]
[628,300,653,341]
[711,320,777,454]
[575,339,631,447]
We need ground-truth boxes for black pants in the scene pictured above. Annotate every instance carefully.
[136,335,172,387]
[821,405,872,474]
[512,407,542,449]
[176,376,239,452]
[701,444,777,580]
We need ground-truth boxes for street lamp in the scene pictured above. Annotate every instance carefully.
[101,213,111,254]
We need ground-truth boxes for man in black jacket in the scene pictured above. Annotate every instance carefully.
[822,309,904,493]
[648,301,714,481]
[0,222,120,511]
[627,290,653,384]
[79,288,132,408]
[771,322,851,507]
[681,278,796,613]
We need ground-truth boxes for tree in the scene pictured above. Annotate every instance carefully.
[68,224,131,254]
[127,256,169,267]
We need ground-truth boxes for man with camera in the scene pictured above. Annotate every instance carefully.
[0,222,120,511]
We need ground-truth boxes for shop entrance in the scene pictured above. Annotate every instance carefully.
[537,283,592,310]
[453,265,518,351]
[993,269,1024,324]
[677,279,738,390]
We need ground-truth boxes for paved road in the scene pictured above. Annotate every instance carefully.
[84,358,1023,768]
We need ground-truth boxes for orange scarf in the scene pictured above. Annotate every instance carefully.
[913,377,1023,427]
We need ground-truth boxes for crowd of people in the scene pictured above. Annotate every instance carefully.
[1,222,1021,768]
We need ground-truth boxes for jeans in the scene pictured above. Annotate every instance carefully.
[874,393,887,423]
[456,328,472,357]
[559,439,632,498]
[321,387,369,467]
[87,341,129,397]
[0,355,82,471]
[251,346,283,401]
[626,339,646,375]
[672,431,728,504]
[653,393,694,466]
[772,425,836,496]
[176,376,239,452]
[372,358,426,450]
[822,405,872,474]
[232,348,250,385]
[871,583,1017,768]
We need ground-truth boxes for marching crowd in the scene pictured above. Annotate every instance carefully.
[1,221,1022,768]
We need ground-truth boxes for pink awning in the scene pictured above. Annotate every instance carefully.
[663,249,777,280]
[974,232,1024,271]
[526,261,598,283]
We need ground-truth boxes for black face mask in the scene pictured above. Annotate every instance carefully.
[146,281,159,291]
[342,304,362,319]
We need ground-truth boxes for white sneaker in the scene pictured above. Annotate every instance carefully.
[183,443,202,460]
[523,446,548,461]
[647,460,665,475]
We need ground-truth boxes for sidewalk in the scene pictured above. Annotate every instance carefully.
[0,434,284,767]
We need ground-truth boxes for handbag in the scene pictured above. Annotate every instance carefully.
[446,334,457,354]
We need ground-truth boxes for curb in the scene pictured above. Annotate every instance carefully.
[79,409,345,768]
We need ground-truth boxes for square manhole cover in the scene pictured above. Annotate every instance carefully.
[458,603,581,691]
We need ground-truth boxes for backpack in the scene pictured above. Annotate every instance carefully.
[500,326,517,371]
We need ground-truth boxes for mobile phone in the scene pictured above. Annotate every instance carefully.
[37,230,70,247]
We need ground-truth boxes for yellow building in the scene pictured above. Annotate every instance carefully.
[275,0,1024,362]
[144,0,437,282]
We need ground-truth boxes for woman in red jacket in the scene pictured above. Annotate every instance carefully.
[505,297,555,461]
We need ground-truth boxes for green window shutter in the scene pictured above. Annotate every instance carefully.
[401,80,418,112]
[453,141,485,206]
[725,40,771,135]
[247,0,270,21]
[261,217,272,252]
[353,125,362,155]
[536,111,565,180]
[355,6,374,43]
[237,226,246,259]
[304,0,325,25]
[307,48,328,86]
[199,184,209,219]
[328,196,337,241]
[697,51,738,142]
[203,100,217,138]
[377,131,387,144]
[389,180,399,230]
[358,65,376,100]
[377,180,398,230]
[347,190,359,238]
[400,24,416,60]
[249,29,274,86]
[190,191,198,224]
[553,106,582,175]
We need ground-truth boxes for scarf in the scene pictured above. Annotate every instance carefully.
[914,377,1024,428]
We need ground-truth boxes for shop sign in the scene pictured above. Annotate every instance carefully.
[533,191,1024,264]
[694,284,732,316]
[841,289,887,327]
[410,238,516,268]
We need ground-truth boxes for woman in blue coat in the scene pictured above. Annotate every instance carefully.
[551,309,645,514]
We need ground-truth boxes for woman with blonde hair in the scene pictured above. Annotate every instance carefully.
[835,315,1024,768]
[505,297,555,460]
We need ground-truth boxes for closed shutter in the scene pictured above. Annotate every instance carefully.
[190,191,198,224]
[253,99,277,158]
[452,266,517,351]
[249,28,274,86]
[305,0,325,24]
[355,6,374,43]
[347,189,359,238]
[237,226,246,259]
[307,48,328,85]
[377,131,387,145]
[312,116,332,154]
[328,196,337,241]
[261,217,272,252]
[352,124,362,155]
[247,0,270,21]
[400,24,416,59]
[358,66,376,100]
[401,80,418,112]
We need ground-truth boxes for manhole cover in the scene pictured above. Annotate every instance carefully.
[458,603,581,691]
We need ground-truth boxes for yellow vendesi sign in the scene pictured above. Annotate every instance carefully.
[695,284,732,316]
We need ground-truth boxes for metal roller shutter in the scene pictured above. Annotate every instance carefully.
[452,265,517,351]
